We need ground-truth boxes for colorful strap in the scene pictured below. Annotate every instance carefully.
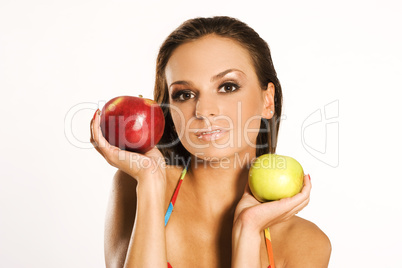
[164,166,188,226]
[166,166,188,267]
[265,228,275,268]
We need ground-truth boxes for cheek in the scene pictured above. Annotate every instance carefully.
[239,104,263,144]
[170,104,193,136]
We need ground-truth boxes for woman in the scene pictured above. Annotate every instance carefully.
[91,16,331,268]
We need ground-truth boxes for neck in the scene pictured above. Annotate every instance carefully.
[186,150,256,214]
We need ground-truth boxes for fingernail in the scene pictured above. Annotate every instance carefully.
[92,109,100,121]
[308,174,311,181]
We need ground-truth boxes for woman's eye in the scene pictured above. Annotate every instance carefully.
[218,83,239,93]
[172,90,195,101]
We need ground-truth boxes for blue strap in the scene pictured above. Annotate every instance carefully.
[164,202,174,226]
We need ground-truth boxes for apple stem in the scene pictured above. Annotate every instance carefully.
[139,95,143,98]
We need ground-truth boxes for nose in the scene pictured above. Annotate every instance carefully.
[195,98,219,119]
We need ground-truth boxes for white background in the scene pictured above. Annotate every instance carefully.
[1,0,401,267]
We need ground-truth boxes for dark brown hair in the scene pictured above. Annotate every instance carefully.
[154,16,283,166]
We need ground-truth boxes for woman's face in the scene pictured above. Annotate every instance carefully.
[165,35,273,161]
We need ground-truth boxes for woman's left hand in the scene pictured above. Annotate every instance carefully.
[233,174,312,232]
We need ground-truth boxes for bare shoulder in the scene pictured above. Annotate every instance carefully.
[104,166,186,267]
[108,169,138,210]
[104,170,138,267]
[277,216,332,267]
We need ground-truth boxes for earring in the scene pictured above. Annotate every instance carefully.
[270,111,273,114]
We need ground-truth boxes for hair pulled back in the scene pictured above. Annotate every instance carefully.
[154,16,283,165]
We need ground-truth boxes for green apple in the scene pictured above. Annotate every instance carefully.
[248,154,304,202]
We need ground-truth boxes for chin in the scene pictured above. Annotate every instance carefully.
[180,134,258,164]
[187,146,255,166]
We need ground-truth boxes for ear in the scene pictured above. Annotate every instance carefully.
[261,82,275,119]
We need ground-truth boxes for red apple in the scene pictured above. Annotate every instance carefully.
[100,95,165,154]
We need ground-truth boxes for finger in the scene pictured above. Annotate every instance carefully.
[90,110,107,157]
[268,196,309,224]
[292,197,310,215]
[282,174,312,216]
[302,174,312,193]
[91,109,110,150]
[112,149,159,180]
[91,111,152,176]
[289,194,310,215]
[291,174,312,208]
[261,175,311,216]
[90,110,98,144]
[284,174,311,205]
[90,110,105,156]
[90,108,99,136]
[91,109,122,163]
[295,174,312,208]
[90,110,96,143]
[91,111,117,160]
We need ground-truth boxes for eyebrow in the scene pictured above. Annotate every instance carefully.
[168,68,246,90]
[169,80,193,89]
[211,68,246,82]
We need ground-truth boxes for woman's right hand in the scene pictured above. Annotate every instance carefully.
[91,109,171,267]
[90,109,166,184]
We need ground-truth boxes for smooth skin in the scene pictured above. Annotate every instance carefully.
[91,34,331,268]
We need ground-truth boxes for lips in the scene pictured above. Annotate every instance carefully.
[197,129,222,135]
[194,126,230,141]
[194,125,228,136]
